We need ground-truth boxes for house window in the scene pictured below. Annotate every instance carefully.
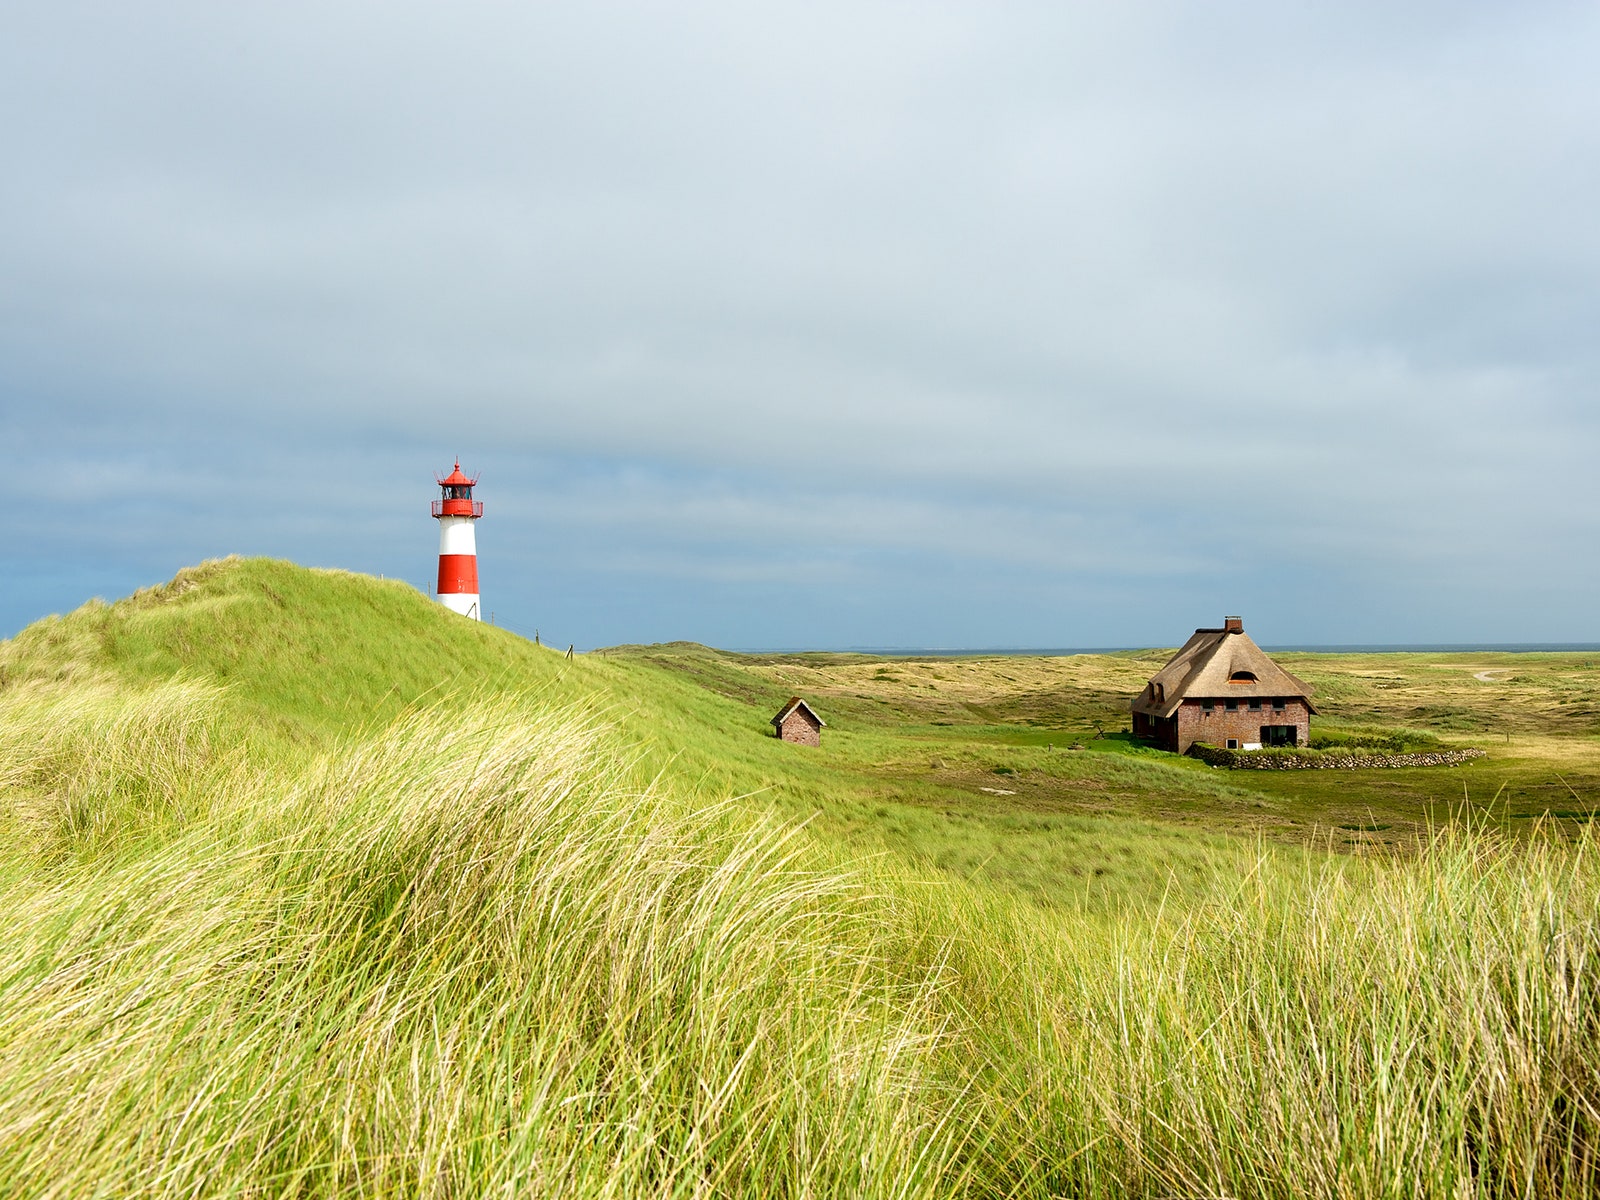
[1273,699,1286,711]
[1225,699,1239,712]
[1201,700,1214,713]
[1152,682,1164,703]
[1226,738,1240,750]
[1249,699,1262,711]
[1229,671,1258,684]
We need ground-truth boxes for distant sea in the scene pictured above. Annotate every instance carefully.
[1265,643,1600,655]
[731,643,1600,657]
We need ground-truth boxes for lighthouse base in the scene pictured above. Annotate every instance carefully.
[439,592,481,620]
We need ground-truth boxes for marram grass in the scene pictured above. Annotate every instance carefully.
[0,678,225,861]
[0,696,961,1198]
[942,821,1600,1198]
[2,562,1598,1197]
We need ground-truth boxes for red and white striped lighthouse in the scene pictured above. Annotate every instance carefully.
[432,461,483,620]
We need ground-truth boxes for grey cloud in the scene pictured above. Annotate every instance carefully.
[3,1,1598,643]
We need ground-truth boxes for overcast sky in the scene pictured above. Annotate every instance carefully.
[4,1,1598,649]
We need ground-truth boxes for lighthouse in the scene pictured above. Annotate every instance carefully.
[432,461,483,619]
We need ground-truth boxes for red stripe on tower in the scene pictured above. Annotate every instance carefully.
[437,555,479,594]
[431,460,483,620]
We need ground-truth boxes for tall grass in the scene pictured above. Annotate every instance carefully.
[0,679,224,860]
[949,823,1600,1197]
[0,697,961,1197]
[2,683,1596,1196]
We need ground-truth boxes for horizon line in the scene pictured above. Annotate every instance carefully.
[708,641,1600,657]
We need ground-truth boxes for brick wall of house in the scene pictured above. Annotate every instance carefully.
[778,709,822,747]
[1175,698,1310,754]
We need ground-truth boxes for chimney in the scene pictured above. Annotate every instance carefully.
[1223,615,1243,633]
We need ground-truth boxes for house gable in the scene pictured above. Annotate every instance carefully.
[771,697,825,747]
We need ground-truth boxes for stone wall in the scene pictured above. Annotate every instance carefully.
[1187,744,1487,770]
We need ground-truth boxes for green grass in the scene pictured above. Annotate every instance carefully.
[2,558,1599,1196]
[633,640,1600,854]
[945,822,1600,1197]
[0,692,965,1195]
[1307,726,1451,753]
[1,556,576,744]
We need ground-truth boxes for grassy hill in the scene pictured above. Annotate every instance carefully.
[2,557,1264,911]
[2,556,587,740]
[1,558,1597,1197]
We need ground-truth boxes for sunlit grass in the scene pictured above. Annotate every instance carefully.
[944,818,1600,1197]
[2,559,1598,1196]
[3,682,1597,1197]
[0,696,965,1197]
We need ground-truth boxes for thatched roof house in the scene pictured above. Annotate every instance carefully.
[1131,616,1316,753]
[771,697,826,747]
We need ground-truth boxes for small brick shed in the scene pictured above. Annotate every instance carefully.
[771,697,825,747]
[1130,616,1317,755]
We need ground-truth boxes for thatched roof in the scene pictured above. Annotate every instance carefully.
[771,697,826,728]
[1130,621,1316,718]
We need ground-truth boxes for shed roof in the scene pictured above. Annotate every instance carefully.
[1130,622,1316,718]
[771,697,826,728]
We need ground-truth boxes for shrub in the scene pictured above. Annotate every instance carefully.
[1309,726,1448,754]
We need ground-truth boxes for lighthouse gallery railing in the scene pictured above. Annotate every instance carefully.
[431,500,484,517]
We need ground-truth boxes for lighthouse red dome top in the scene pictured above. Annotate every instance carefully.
[431,460,483,519]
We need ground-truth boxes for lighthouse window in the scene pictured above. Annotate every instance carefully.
[444,485,472,500]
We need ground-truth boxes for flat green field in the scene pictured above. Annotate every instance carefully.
[2,559,1595,1198]
[597,640,1600,907]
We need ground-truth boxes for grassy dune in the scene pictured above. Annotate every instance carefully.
[1,692,960,1196]
[1,559,1597,1197]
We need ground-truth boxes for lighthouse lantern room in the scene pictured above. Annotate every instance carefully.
[432,460,483,619]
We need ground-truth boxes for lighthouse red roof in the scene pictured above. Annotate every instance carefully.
[436,460,477,487]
